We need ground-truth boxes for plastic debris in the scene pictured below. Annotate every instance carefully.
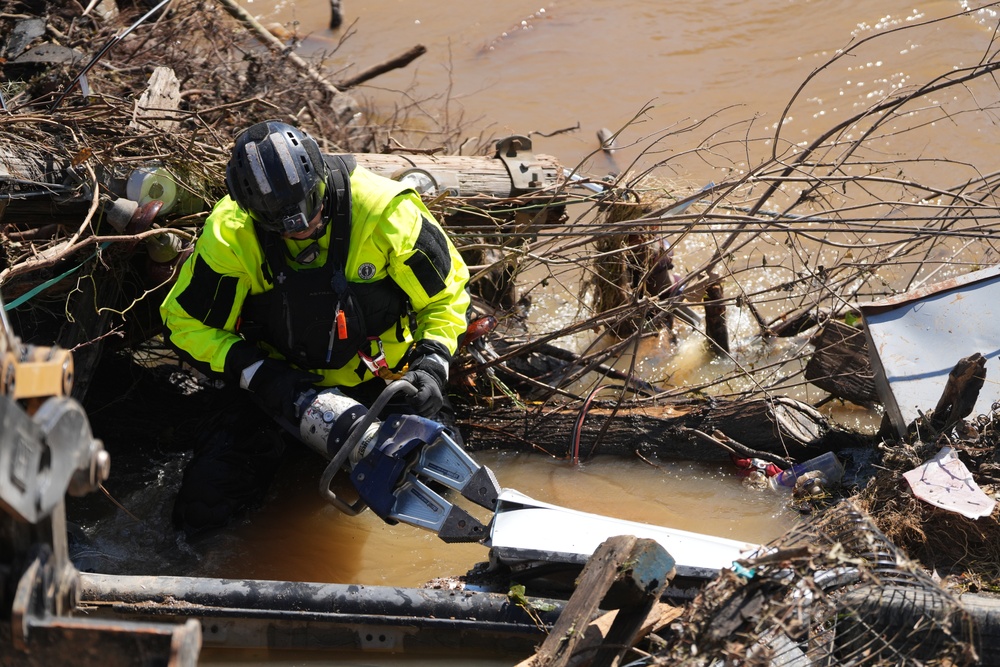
[903,446,996,519]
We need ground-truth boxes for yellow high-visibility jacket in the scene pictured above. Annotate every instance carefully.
[160,164,470,387]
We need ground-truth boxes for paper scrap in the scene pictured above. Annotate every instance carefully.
[903,446,996,519]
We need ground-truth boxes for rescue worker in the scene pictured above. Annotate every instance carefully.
[160,120,470,535]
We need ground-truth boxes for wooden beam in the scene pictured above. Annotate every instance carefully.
[517,535,675,667]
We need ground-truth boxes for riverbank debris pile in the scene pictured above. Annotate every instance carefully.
[651,501,976,666]
[855,408,1000,595]
[506,501,977,666]
[5,1,1000,664]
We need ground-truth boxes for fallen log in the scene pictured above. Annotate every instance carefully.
[0,149,565,232]
[460,395,870,461]
[353,151,564,202]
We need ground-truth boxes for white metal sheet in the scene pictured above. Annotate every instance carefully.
[487,488,758,575]
[860,265,1000,435]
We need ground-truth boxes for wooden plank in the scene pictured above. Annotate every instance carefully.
[564,603,684,667]
[129,66,181,133]
[517,535,675,667]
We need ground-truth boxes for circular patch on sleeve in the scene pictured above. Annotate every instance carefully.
[358,262,377,280]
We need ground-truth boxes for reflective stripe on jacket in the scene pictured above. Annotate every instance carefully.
[160,164,470,387]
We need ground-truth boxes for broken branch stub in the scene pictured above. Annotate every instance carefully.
[929,352,987,433]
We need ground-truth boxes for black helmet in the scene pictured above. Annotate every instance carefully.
[225,121,327,234]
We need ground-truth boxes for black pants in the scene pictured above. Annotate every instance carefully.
[171,387,286,537]
[172,380,461,537]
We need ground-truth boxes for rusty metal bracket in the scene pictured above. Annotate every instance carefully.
[0,289,196,666]
[494,135,543,193]
[0,298,74,402]
[12,553,201,666]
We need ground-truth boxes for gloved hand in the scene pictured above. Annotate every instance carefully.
[403,342,451,417]
[243,358,323,421]
[402,368,444,417]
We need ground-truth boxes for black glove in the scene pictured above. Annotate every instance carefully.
[402,368,444,417]
[403,342,451,417]
[245,358,322,421]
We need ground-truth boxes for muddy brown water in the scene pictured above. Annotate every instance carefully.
[76,1,1000,663]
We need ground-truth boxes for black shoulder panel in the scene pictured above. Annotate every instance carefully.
[175,255,239,329]
[404,215,451,297]
[323,153,357,174]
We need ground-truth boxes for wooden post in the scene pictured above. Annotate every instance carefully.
[703,272,729,356]
[329,0,343,29]
[351,152,563,201]
[517,535,675,667]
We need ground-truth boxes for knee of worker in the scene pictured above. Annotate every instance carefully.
[173,407,288,538]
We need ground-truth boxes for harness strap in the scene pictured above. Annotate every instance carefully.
[323,154,356,272]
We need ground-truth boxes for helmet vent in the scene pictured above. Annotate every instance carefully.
[244,141,272,195]
[269,132,301,186]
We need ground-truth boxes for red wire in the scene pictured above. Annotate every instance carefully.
[570,383,612,466]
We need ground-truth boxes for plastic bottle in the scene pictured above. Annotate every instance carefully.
[769,451,844,491]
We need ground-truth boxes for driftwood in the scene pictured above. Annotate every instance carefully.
[929,352,987,432]
[805,319,878,407]
[337,45,428,90]
[517,535,674,667]
[460,395,869,462]
[216,0,356,123]
[128,66,181,133]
